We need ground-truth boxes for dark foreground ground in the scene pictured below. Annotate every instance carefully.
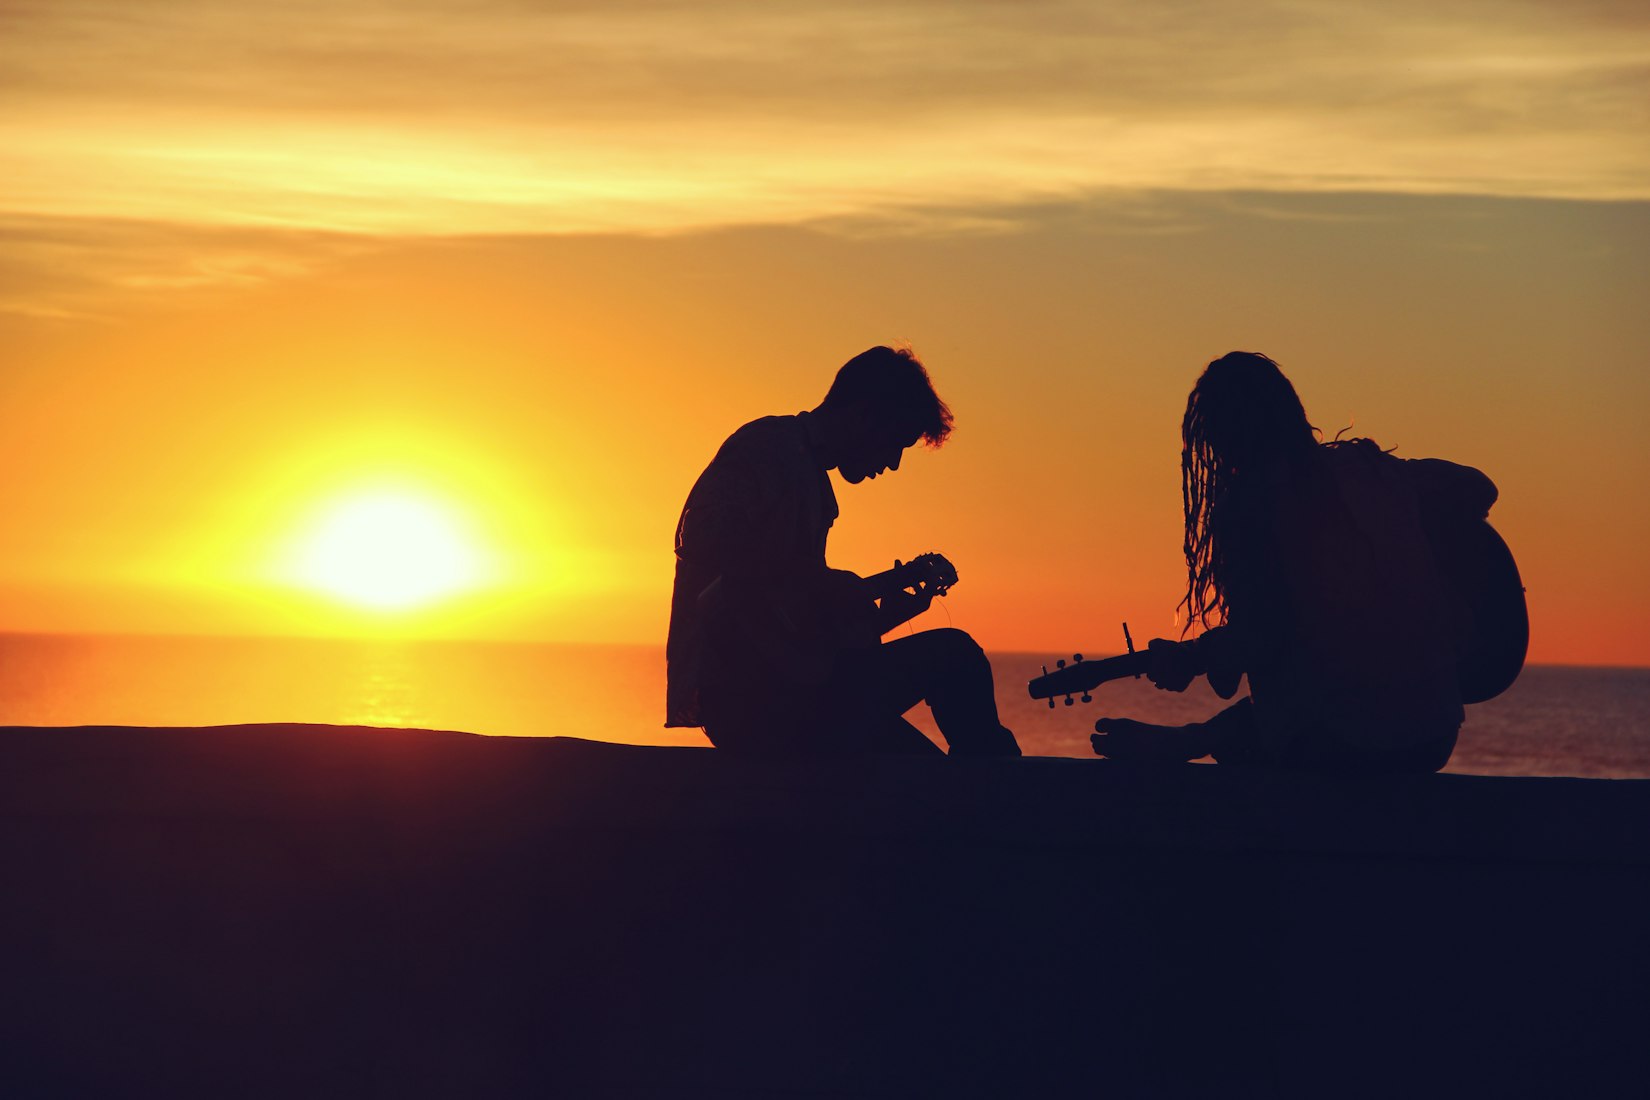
[3,724,1648,1098]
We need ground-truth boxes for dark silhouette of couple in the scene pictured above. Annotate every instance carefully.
[666,346,1521,773]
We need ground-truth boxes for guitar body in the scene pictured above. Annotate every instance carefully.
[705,554,957,689]
[820,569,882,651]
[1031,519,1528,706]
[1426,515,1528,704]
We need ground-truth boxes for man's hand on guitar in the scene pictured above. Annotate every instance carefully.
[878,583,934,627]
[894,553,957,597]
[872,553,957,634]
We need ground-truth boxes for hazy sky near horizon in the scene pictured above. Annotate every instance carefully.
[2,0,1648,665]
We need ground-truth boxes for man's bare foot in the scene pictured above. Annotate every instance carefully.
[1091,717,1213,763]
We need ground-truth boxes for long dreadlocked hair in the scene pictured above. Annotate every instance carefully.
[1179,352,1319,635]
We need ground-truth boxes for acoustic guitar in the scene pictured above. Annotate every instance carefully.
[823,552,959,647]
[702,552,959,686]
[1030,518,1528,707]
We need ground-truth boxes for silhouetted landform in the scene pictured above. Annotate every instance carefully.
[5,724,1648,1098]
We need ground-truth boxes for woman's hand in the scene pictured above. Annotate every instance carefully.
[1145,638,1200,692]
[1197,625,1246,699]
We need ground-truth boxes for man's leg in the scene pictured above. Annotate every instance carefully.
[836,713,948,756]
[703,671,943,756]
[862,628,1020,757]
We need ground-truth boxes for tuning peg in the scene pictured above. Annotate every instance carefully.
[1056,659,1067,669]
[1064,694,1074,707]
[1047,698,1055,710]
[1073,653,1084,662]
[1081,691,1092,703]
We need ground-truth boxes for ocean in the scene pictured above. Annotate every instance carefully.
[2,632,1647,778]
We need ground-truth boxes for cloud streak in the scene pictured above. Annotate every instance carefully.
[0,214,371,319]
[3,0,1647,240]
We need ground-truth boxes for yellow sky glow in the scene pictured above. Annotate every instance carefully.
[0,1,1647,666]
[280,487,492,611]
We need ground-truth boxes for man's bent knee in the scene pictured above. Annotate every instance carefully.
[925,627,990,669]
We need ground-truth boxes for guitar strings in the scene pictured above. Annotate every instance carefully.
[907,596,953,635]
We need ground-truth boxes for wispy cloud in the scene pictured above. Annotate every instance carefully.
[0,215,371,319]
[2,0,1646,241]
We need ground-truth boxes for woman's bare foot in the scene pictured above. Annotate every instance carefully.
[1091,717,1214,763]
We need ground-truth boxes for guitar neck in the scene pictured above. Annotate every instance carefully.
[1027,650,1152,699]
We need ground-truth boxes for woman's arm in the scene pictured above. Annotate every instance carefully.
[1141,626,1247,699]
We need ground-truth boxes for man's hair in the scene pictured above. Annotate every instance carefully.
[822,345,954,446]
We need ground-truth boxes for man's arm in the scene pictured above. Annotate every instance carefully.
[677,439,828,588]
[873,583,936,635]
[867,554,956,635]
[676,434,844,683]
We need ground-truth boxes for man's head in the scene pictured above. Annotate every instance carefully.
[817,345,953,484]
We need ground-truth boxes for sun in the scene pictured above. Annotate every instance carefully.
[286,487,490,610]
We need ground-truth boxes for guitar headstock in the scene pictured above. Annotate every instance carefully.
[901,551,958,596]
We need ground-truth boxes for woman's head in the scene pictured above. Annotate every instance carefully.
[1182,352,1316,473]
[1180,352,1318,632]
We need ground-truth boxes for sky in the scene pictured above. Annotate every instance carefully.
[2,0,1648,666]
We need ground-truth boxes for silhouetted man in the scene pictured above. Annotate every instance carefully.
[666,345,1019,757]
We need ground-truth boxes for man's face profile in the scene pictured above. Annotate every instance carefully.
[838,409,918,484]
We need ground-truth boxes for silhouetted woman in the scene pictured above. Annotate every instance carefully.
[1093,352,1500,772]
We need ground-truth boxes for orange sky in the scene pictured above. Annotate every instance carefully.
[2,1,1648,666]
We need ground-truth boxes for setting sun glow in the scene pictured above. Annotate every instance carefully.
[285,489,489,611]
[0,2,1643,665]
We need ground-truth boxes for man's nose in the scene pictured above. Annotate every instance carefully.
[886,452,901,472]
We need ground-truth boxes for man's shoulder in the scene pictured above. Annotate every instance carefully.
[719,414,808,459]
[728,413,801,441]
